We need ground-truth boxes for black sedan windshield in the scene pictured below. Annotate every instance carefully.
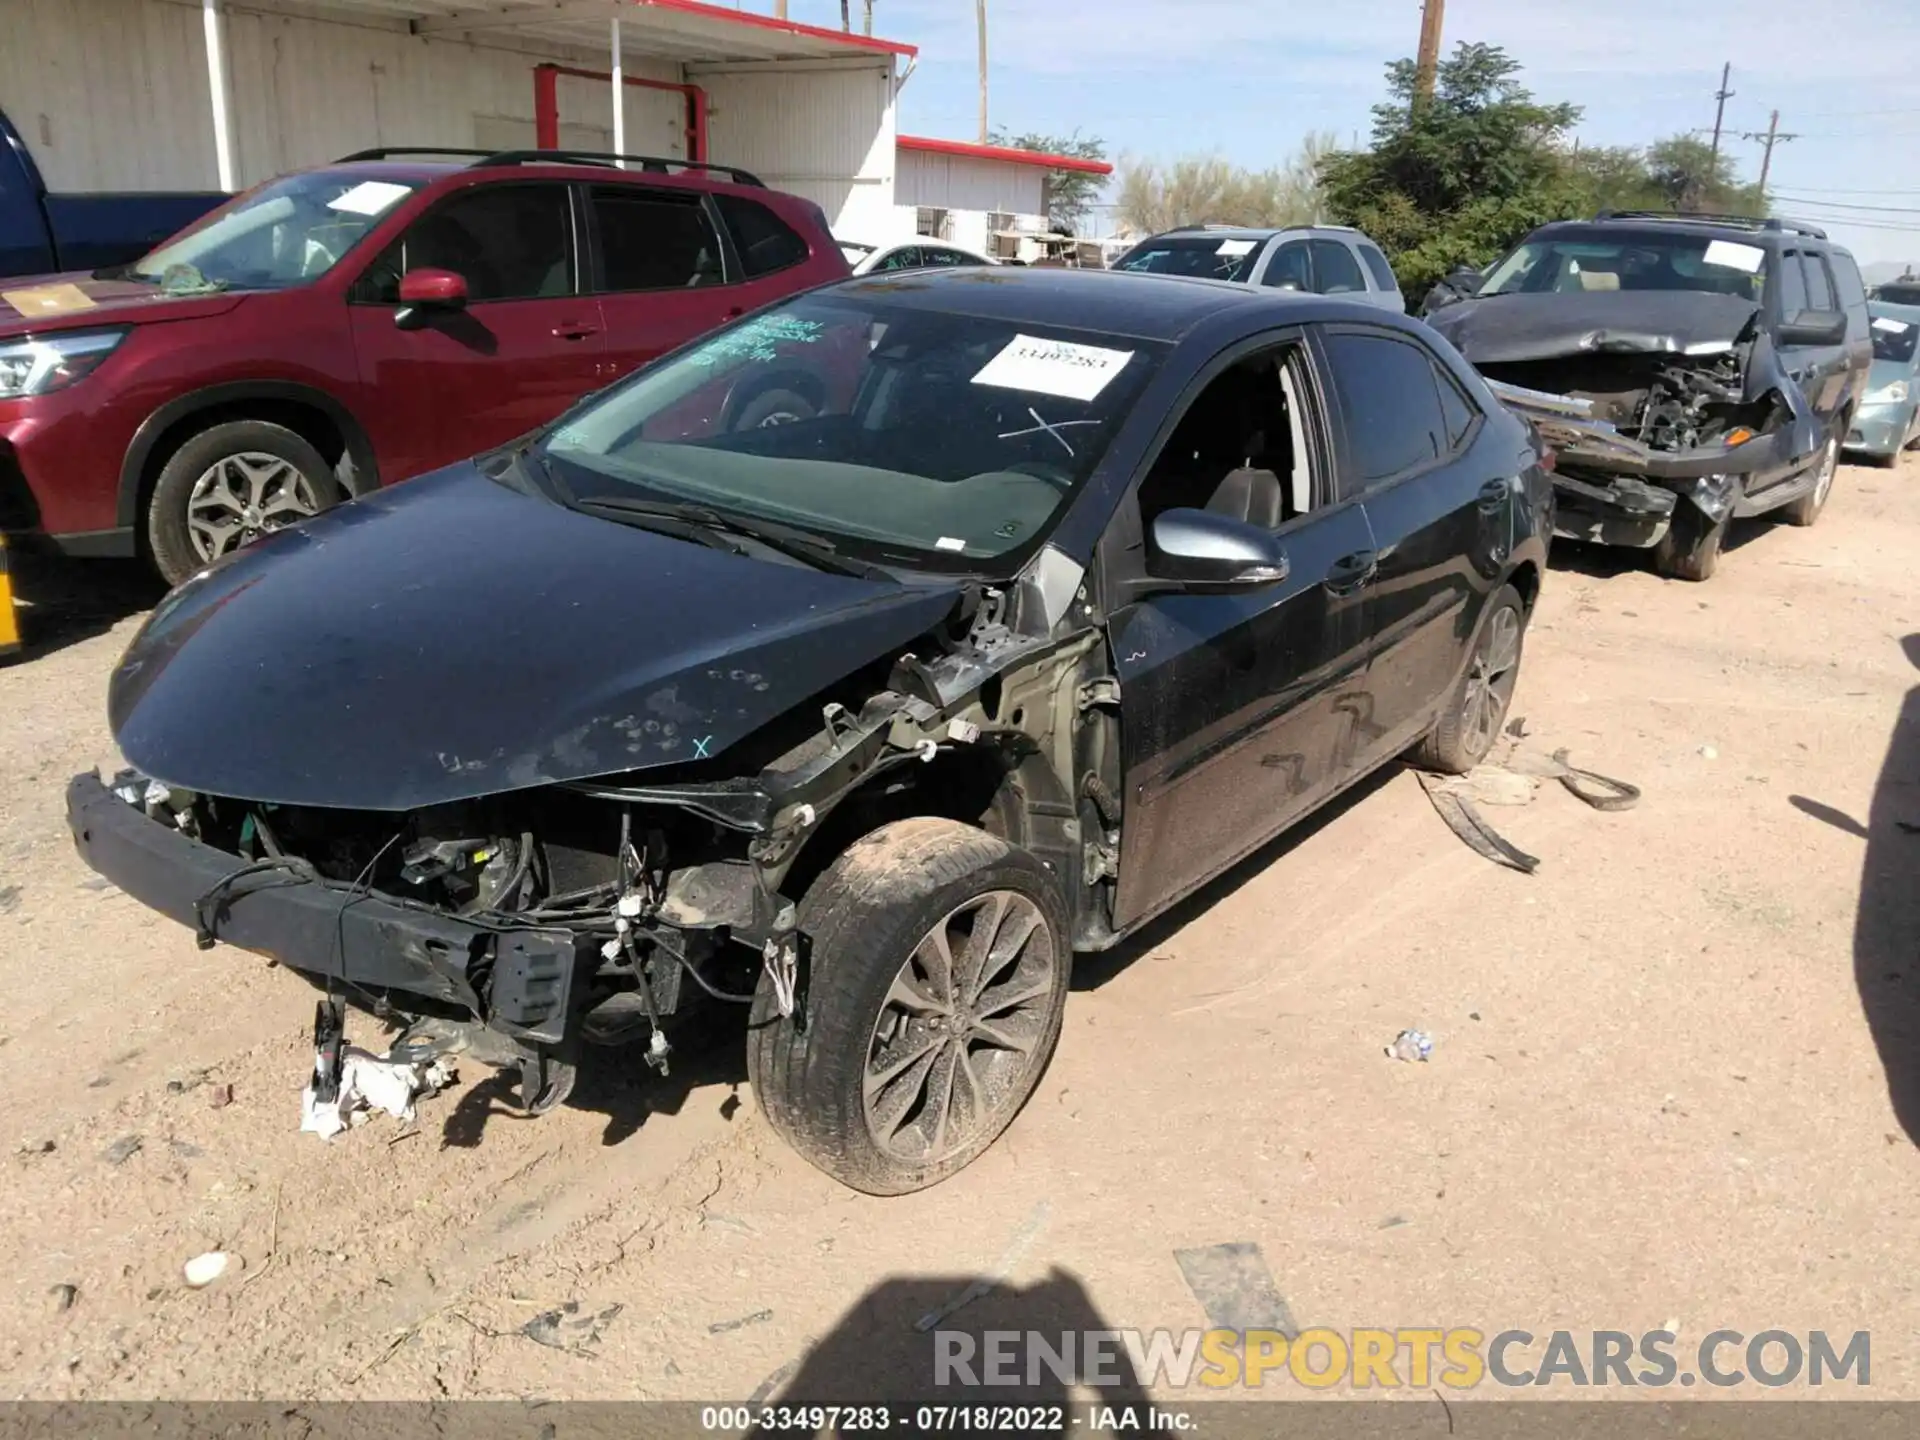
[543,291,1165,569]
[1480,229,1769,302]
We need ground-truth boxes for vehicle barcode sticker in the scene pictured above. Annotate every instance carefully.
[971,334,1136,403]
[1873,316,1911,334]
[1216,239,1258,256]
[328,181,414,216]
[1702,239,1765,274]
[934,536,968,552]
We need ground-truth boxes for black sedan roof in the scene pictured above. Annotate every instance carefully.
[826,264,1380,344]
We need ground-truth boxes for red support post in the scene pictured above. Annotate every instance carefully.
[534,63,560,150]
[531,62,706,162]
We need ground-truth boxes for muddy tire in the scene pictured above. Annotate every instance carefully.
[1781,433,1839,528]
[747,818,1071,1195]
[731,387,817,431]
[147,421,343,588]
[1410,584,1526,776]
[1650,498,1728,582]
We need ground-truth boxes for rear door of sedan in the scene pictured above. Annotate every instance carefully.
[1309,321,1513,768]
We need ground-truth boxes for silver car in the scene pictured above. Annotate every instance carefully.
[1110,225,1406,312]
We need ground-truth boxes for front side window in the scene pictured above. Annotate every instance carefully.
[1310,239,1367,296]
[133,170,423,292]
[1803,252,1839,312]
[593,187,722,292]
[1115,235,1262,282]
[873,247,927,273]
[1321,329,1448,491]
[357,184,572,303]
[1777,250,1810,317]
[1480,229,1770,302]
[542,294,1167,569]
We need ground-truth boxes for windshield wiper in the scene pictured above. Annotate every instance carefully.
[569,496,893,581]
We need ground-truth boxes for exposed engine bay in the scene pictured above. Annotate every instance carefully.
[83,568,1123,1112]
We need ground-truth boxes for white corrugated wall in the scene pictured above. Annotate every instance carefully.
[0,0,687,191]
[691,60,896,240]
[896,150,1044,218]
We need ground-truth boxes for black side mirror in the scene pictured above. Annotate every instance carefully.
[1778,308,1848,347]
[1149,508,1290,591]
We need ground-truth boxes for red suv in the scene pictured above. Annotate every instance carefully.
[0,148,850,585]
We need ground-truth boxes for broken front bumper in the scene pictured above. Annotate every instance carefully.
[65,773,582,1045]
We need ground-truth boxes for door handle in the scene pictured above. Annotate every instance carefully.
[1325,549,1377,593]
[551,322,601,341]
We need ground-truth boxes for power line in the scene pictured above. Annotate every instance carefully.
[1771,194,1920,214]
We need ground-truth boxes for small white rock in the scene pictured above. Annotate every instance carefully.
[1699,745,1718,760]
[183,1251,241,1288]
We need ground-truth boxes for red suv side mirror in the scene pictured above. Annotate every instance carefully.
[397,268,468,309]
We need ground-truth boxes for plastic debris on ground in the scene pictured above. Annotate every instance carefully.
[299,1046,456,1141]
[1386,1029,1434,1063]
[1416,726,1641,874]
[183,1252,241,1288]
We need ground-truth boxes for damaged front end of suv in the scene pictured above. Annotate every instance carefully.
[1431,291,1823,563]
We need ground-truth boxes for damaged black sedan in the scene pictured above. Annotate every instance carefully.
[69,267,1551,1194]
[1428,213,1873,580]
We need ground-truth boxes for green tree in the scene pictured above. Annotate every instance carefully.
[1319,42,1585,291]
[988,129,1107,234]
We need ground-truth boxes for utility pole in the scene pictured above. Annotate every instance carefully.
[862,0,873,35]
[1708,62,1734,171]
[1413,0,1445,108]
[839,0,850,31]
[772,0,786,17]
[1741,110,1799,194]
[976,0,989,143]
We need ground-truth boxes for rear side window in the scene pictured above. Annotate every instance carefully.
[923,247,987,268]
[1803,252,1838,312]
[1321,329,1447,489]
[592,187,723,292]
[1832,251,1868,314]
[1357,242,1398,292]
[715,193,809,278]
[1310,239,1367,296]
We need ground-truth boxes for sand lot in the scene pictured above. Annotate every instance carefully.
[0,456,1915,1403]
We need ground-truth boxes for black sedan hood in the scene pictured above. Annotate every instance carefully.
[110,465,964,811]
[1428,290,1762,365]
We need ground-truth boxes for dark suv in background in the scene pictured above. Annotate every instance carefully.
[0,148,849,585]
[1427,212,1872,580]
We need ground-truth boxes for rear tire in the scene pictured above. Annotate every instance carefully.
[1650,498,1728,581]
[1781,433,1839,527]
[1411,584,1527,776]
[147,420,343,587]
[747,818,1071,1196]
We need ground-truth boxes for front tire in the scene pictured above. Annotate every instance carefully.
[1650,497,1729,581]
[748,818,1071,1195]
[147,420,343,587]
[1411,583,1527,776]
[1781,432,1839,527]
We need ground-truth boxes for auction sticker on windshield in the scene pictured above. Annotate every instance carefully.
[972,334,1135,402]
[1873,317,1911,334]
[1702,239,1765,274]
[1216,238,1258,256]
[328,180,413,216]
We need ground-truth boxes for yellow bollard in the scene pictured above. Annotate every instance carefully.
[0,534,20,659]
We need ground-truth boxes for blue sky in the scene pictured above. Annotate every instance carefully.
[780,0,1920,269]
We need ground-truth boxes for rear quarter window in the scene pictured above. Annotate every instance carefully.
[1357,242,1398,292]
[715,193,810,278]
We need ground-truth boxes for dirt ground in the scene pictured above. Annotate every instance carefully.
[1,455,1917,1405]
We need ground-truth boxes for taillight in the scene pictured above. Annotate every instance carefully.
[1538,447,1557,473]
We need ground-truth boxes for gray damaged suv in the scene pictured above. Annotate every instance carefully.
[1111,225,1406,313]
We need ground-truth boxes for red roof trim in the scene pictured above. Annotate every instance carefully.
[897,135,1113,175]
[631,0,917,58]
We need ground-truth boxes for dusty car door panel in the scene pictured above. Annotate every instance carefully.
[1103,332,1374,929]
[345,181,604,480]
[1314,325,1501,760]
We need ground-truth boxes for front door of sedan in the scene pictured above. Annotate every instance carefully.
[345,181,606,481]
[1104,334,1377,930]
[1312,324,1512,766]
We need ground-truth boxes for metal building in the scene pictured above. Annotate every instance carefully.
[0,0,917,240]
[894,134,1113,260]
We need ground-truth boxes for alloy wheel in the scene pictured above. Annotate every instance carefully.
[862,890,1057,1166]
[186,452,322,564]
[1460,605,1522,758]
